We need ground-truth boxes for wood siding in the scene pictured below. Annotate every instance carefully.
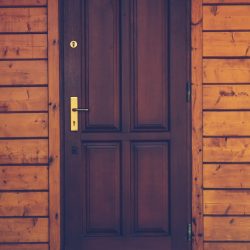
[193,0,250,249]
[0,0,59,249]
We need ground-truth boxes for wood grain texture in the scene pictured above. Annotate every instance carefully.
[0,34,47,59]
[0,218,48,242]
[0,139,48,164]
[192,0,203,249]
[48,0,60,249]
[203,59,250,84]
[203,85,250,110]
[0,166,48,190]
[0,87,48,112]
[203,6,250,30]
[0,113,48,137]
[0,245,48,250]
[204,32,250,57]
[0,8,47,33]
[204,217,250,241]
[0,192,48,216]
[204,0,250,3]
[204,243,250,250]
[0,0,47,5]
[204,190,250,215]
[204,138,250,162]
[204,111,250,136]
[0,61,47,86]
[204,164,250,188]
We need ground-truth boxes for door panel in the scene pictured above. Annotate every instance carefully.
[64,0,190,249]
[132,0,168,130]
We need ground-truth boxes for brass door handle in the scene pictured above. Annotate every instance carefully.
[70,97,88,131]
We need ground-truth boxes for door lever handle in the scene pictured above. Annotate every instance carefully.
[70,96,88,131]
[72,108,89,112]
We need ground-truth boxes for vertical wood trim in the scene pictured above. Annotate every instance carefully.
[192,0,203,249]
[48,0,60,249]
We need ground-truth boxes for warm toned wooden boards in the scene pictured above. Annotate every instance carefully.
[204,0,250,3]
[204,32,250,57]
[0,34,47,59]
[204,164,250,188]
[0,218,48,242]
[0,166,48,190]
[0,61,47,85]
[203,85,250,110]
[0,8,47,33]
[203,5,250,30]
[0,245,48,250]
[0,0,47,5]
[0,87,48,112]
[0,139,48,164]
[204,243,250,250]
[0,192,48,216]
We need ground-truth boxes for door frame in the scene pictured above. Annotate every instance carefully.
[60,0,192,249]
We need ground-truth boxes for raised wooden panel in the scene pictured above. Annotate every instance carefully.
[84,142,120,235]
[0,8,47,33]
[204,138,250,162]
[0,61,47,86]
[204,164,250,188]
[204,190,250,215]
[0,245,48,250]
[204,32,250,57]
[203,6,250,30]
[132,0,168,130]
[0,87,48,112]
[0,139,48,164]
[203,59,250,84]
[204,217,250,241]
[0,166,48,190]
[0,218,48,242]
[84,0,120,130]
[0,34,47,59]
[0,113,48,137]
[203,85,250,110]
[0,0,47,5]
[204,243,250,250]
[132,142,169,235]
[204,111,250,136]
[0,192,48,216]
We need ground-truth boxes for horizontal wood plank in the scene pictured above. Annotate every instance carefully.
[0,245,48,250]
[0,166,48,190]
[0,8,47,33]
[203,59,250,83]
[0,113,48,137]
[0,218,48,242]
[204,217,250,241]
[204,190,250,215]
[204,32,250,57]
[204,164,250,188]
[204,111,250,136]
[204,243,250,250]
[203,5,250,30]
[0,0,47,6]
[203,85,250,110]
[0,61,47,86]
[0,34,47,59]
[204,0,250,3]
[204,138,250,162]
[0,139,48,164]
[0,192,48,216]
[0,87,48,112]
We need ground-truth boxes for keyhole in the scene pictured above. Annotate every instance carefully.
[70,40,78,48]
[73,121,76,126]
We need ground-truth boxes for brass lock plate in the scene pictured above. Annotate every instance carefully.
[70,40,78,48]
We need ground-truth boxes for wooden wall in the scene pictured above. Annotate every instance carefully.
[193,0,250,249]
[0,0,60,249]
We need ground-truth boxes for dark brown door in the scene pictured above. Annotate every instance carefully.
[63,0,190,249]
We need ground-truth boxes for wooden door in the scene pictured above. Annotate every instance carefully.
[63,0,190,249]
